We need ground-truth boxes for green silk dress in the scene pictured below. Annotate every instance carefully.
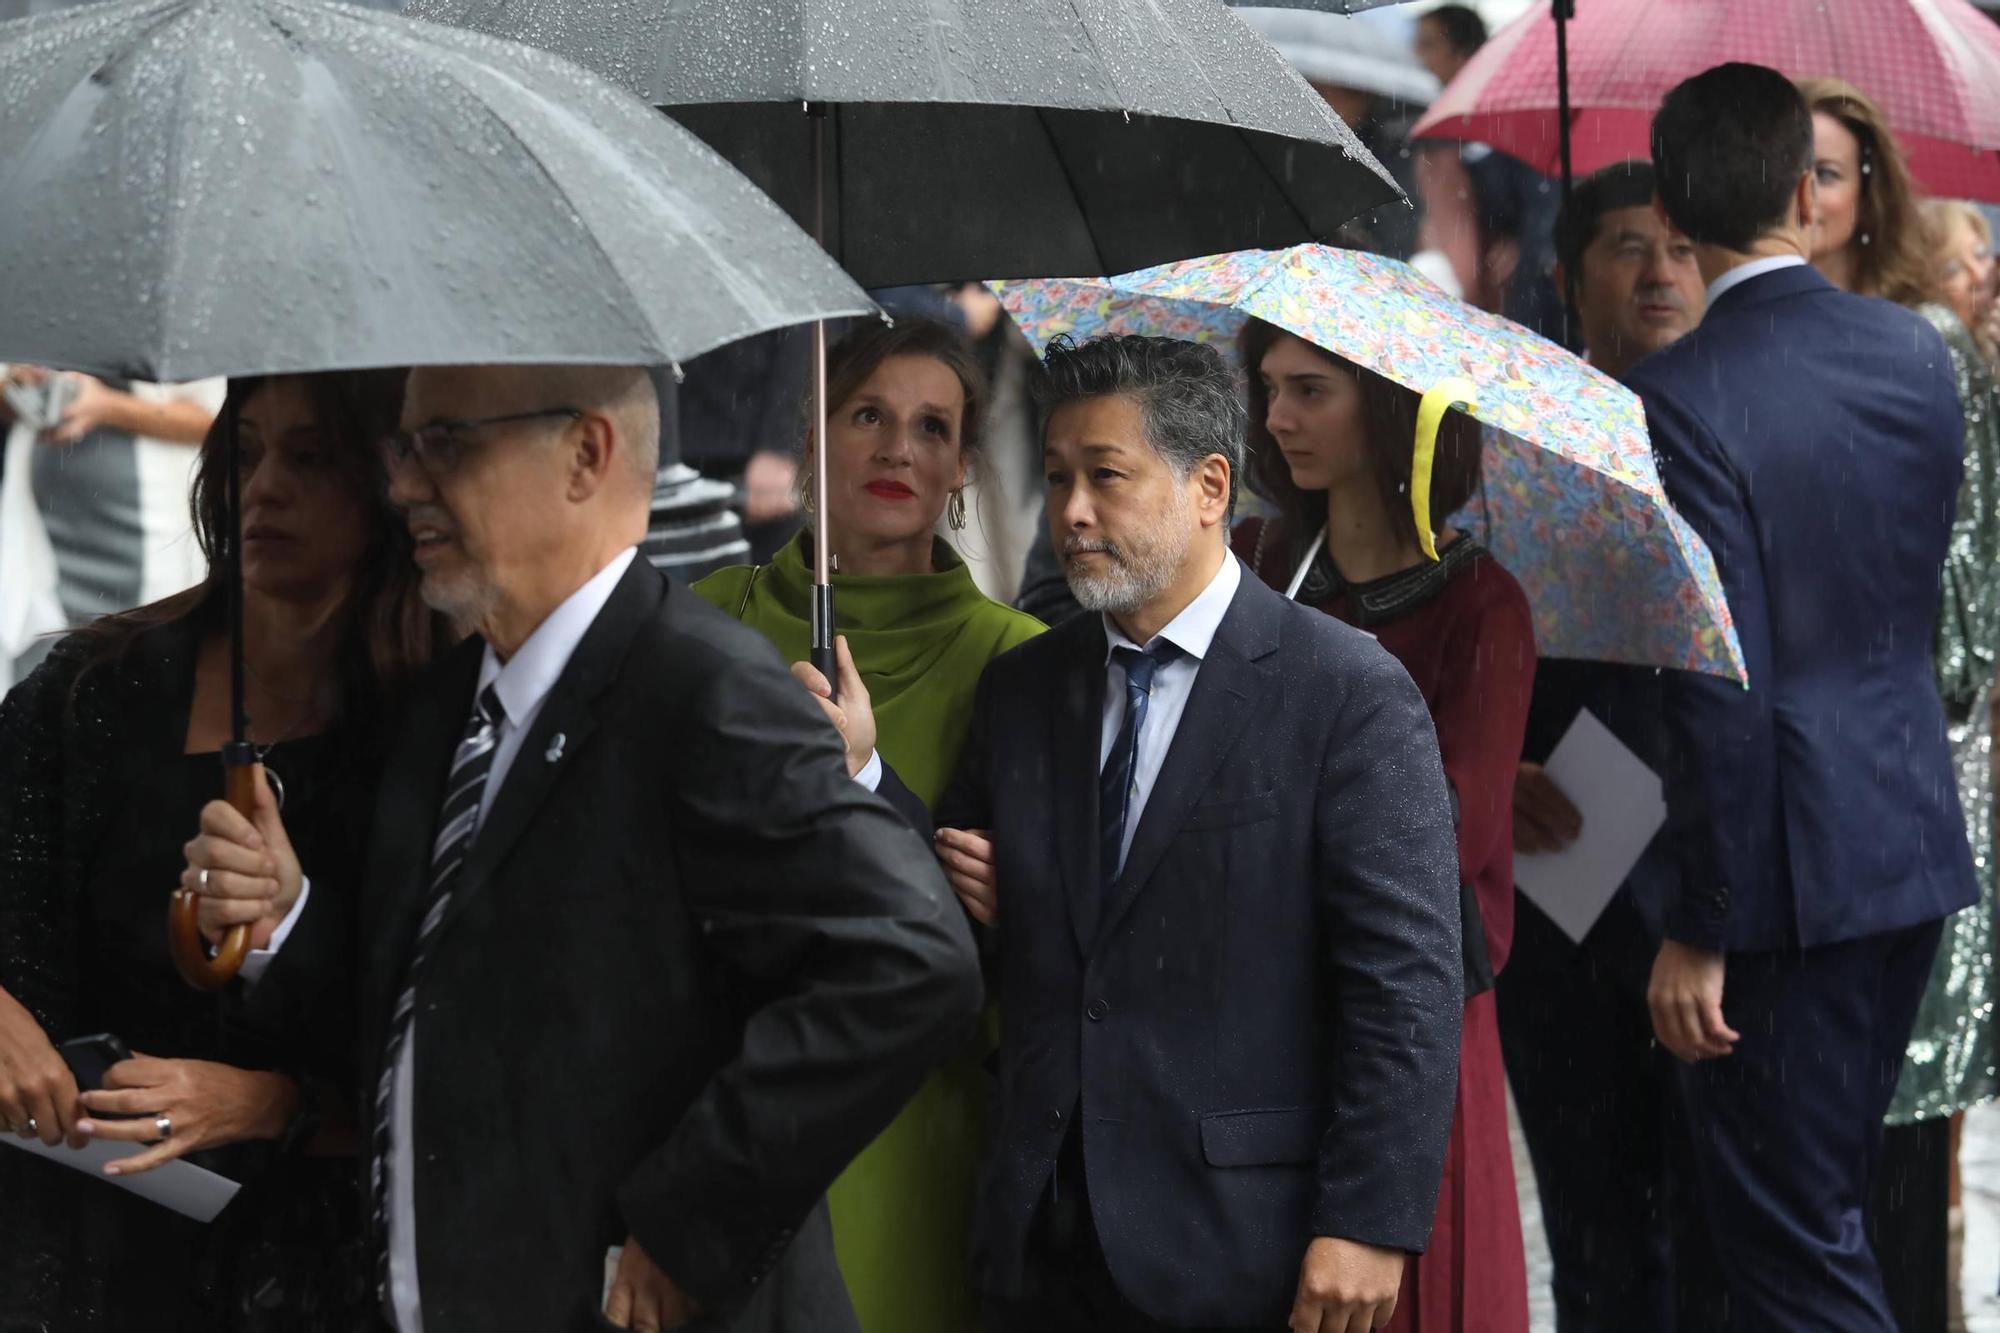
[694,531,1042,1332]
[1890,305,2000,1124]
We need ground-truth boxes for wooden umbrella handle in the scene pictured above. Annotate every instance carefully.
[168,758,254,991]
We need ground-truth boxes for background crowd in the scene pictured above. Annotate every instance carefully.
[2,3,2000,1333]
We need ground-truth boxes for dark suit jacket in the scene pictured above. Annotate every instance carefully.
[938,563,1463,1327]
[259,557,981,1333]
[1625,263,1976,952]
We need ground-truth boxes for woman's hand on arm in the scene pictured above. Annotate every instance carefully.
[78,1056,301,1175]
[0,985,84,1148]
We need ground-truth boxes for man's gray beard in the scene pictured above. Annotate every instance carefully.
[420,568,499,639]
[1063,493,1194,617]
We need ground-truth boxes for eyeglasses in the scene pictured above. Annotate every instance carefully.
[377,407,583,476]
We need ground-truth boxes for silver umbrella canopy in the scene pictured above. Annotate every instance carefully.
[409,0,1406,682]
[0,0,872,987]
[0,0,873,383]
[1227,0,1410,11]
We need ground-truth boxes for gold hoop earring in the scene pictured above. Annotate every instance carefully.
[799,467,815,515]
[946,488,967,532]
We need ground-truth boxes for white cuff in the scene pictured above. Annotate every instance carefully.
[854,751,884,792]
[239,878,311,987]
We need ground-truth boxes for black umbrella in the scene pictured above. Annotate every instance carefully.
[0,0,873,986]
[410,0,1405,685]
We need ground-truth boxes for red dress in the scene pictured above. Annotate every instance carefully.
[1236,520,1535,1333]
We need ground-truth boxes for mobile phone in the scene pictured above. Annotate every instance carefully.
[57,1033,132,1092]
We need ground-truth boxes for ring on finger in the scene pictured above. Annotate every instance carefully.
[22,1117,38,1137]
[154,1114,172,1141]
[197,867,210,893]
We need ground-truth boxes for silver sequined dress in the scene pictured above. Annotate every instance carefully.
[1890,304,2000,1124]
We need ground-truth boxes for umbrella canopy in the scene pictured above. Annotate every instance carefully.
[1235,6,1441,106]
[1411,0,2000,204]
[0,0,873,383]
[995,246,1748,683]
[404,0,1407,288]
[1226,0,1409,12]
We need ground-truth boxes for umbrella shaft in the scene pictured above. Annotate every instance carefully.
[1554,0,1575,195]
[811,585,838,702]
[807,105,838,700]
[224,397,247,746]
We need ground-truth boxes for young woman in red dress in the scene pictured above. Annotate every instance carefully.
[1232,319,1534,1333]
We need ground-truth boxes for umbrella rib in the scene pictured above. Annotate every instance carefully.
[1239,129,1333,244]
[422,54,660,360]
[1029,104,1118,276]
[156,5,208,381]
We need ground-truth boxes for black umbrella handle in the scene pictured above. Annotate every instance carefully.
[812,583,838,704]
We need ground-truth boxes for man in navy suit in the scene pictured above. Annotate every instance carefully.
[1629,64,1976,1329]
[933,335,1464,1331]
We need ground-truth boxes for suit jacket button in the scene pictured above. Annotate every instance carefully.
[1045,1108,1064,1130]
[1086,999,1108,1022]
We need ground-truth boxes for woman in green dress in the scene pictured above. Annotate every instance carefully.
[694,317,1042,1333]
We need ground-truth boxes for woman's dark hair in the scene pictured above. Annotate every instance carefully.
[1653,63,1814,253]
[810,317,989,461]
[1240,319,1483,551]
[1796,77,1937,308]
[72,370,439,718]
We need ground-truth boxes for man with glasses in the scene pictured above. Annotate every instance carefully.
[186,362,982,1333]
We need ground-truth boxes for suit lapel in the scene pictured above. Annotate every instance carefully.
[1093,575,1282,951]
[431,559,666,945]
[1052,618,1108,953]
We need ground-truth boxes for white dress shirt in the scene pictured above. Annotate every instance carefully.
[250,546,638,1333]
[1704,253,1807,308]
[1098,552,1241,873]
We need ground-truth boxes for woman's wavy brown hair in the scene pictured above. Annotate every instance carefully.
[1798,77,1938,308]
[1240,318,1483,552]
[73,371,441,720]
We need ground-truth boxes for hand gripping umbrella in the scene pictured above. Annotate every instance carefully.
[0,0,873,988]
[409,0,1406,691]
[996,246,1749,683]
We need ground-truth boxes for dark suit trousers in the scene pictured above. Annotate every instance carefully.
[981,1132,1279,1333]
[1676,919,1943,1331]
[1497,893,1721,1333]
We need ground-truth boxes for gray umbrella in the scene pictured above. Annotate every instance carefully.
[0,0,872,988]
[409,0,1406,681]
[0,0,872,383]
[1237,6,1440,105]
[1226,0,1409,12]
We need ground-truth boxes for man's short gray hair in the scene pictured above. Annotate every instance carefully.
[1033,334,1246,505]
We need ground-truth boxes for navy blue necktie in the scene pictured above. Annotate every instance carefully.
[1100,643,1177,889]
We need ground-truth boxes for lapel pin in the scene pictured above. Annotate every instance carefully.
[545,733,566,764]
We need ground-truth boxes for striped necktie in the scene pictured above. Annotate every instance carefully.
[373,681,504,1317]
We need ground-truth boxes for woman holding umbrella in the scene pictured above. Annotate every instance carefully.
[692,317,1042,1333]
[1803,76,2000,1331]
[1232,319,1534,1333]
[0,371,437,1331]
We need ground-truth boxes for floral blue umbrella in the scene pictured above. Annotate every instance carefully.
[995,245,1746,682]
